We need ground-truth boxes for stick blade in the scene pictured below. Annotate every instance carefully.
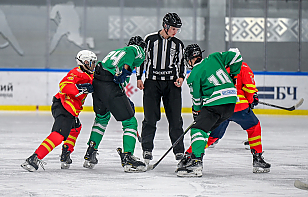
[294,180,308,190]
[295,98,304,109]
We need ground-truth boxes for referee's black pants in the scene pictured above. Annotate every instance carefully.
[141,79,184,155]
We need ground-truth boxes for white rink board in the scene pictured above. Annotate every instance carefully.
[0,71,307,110]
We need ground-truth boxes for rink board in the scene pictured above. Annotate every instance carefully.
[0,70,307,114]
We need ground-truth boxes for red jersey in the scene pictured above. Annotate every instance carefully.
[234,62,258,112]
[54,67,93,116]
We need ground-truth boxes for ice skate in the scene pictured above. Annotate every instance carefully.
[117,148,147,173]
[21,153,45,172]
[60,144,72,169]
[176,152,192,172]
[175,153,184,160]
[83,141,98,169]
[143,150,152,167]
[177,154,203,177]
[252,149,271,173]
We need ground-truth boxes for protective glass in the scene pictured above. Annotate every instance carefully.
[169,26,181,33]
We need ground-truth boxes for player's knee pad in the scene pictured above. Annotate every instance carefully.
[247,121,261,135]
[109,94,134,121]
[95,112,111,125]
[52,114,75,140]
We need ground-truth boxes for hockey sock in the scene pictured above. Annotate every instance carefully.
[246,121,262,153]
[191,128,210,158]
[186,146,192,154]
[206,137,219,148]
[88,112,111,149]
[63,125,81,153]
[122,116,138,154]
[185,136,218,154]
[35,131,64,159]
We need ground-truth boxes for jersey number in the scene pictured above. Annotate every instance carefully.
[208,68,231,86]
[102,51,126,67]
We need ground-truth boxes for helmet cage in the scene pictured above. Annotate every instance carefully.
[75,50,97,74]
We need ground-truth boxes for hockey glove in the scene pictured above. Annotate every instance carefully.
[249,93,259,109]
[229,74,238,85]
[113,67,132,84]
[192,106,200,120]
[76,83,94,94]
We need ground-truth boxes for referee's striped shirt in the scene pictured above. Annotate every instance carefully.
[136,31,186,81]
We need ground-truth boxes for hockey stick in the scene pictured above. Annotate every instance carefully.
[147,121,195,171]
[136,131,142,143]
[294,180,308,190]
[258,98,304,111]
[75,89,86,97]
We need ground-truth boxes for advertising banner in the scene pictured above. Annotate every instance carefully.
[0,71,307,111]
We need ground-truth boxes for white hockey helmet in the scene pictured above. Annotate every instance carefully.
[75,50,97,74]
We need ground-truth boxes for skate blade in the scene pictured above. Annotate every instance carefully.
[61,162,70,169]
[21,162,36,172]
[253,167,270,173]
[177,169,202,177]
[83,161,96,169]
[124,165,147,173]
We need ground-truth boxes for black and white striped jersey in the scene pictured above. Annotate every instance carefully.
[136,30,186,81]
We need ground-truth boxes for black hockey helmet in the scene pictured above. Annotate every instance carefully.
[162,13,182,29]
[184,44,203,70]
[128,36,147,49]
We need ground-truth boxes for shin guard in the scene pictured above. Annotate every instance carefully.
[191,128,209,158]
[35,132,64,159]
[246,121,262,153]
[122,116,138,154]
[63,125,82,153]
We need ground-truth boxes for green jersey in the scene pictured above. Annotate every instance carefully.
[187,50,242,111]
[99,45,145,77]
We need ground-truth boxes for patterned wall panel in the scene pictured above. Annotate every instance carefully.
[108,16,205,41]
[225,17,308,42]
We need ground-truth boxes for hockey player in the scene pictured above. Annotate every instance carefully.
[136,12,186,165]
[83,36,147,172]
[21,50,97,171]
[176,44,242,177]
[182,62,271,173]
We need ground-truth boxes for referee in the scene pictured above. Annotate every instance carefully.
[136,13,186,164]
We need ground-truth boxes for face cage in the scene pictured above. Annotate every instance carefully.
[84,60,96,72]
[77,58,96,73]
[184,59,193,70]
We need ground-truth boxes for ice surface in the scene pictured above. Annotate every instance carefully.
[0,111,307,197]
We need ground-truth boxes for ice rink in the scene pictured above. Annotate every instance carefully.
[0,111,307,197]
